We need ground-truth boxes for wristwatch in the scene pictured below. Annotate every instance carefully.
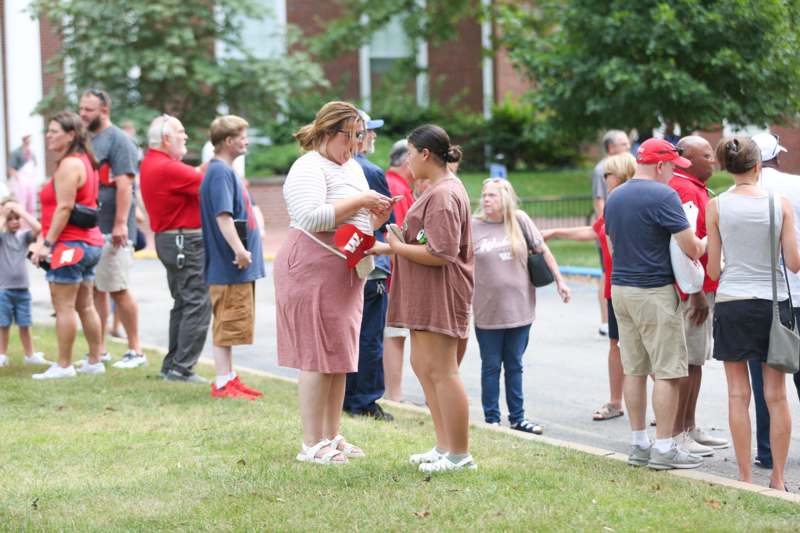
[43,239,53,249]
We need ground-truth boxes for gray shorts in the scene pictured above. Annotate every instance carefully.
[681,293,714,366]
[94,240,133,292]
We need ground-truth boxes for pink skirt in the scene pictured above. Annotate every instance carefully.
[274,228,365,373]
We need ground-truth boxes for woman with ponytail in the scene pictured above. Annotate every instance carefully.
[706,136,799,490]
[472,178,570,434]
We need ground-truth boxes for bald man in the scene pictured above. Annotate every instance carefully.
[668,136,730,455]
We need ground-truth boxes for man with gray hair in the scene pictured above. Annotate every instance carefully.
[592,130,631,336]
[139,115,211,383]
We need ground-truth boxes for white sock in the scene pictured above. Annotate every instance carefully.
[631,430,650,447]
[216,374,233,389]
[654,437,674,453]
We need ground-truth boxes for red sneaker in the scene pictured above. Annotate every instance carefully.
[211,382,255,400]
[230,376,263,398]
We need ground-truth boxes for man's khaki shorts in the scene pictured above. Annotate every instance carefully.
[209,282,255,347]
[94,241,133,293]
[681,292,714,366]
[611,284,688,379]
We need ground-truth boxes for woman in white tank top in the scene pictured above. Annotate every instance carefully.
[705,136,800,491]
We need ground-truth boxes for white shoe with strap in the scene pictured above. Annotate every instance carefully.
[329,434,365,458]
[409,447,444,465]
[419,454,477,473]
[296,439,348,465]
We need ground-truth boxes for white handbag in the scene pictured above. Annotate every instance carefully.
[670,200,705,294]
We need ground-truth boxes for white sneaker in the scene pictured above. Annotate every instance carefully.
[409,447,445,465]
[419,455,477,473]
[75,352,112,366]
[689,427,730,449]
[24,352,51,365]
[112,351,147,369]
[32,364,77,380]
[0,354,7,367]
[677,432,714,457]
[77,361,106,375]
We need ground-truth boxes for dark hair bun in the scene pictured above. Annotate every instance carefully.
[715,136,759,174]
[445,145,463,163]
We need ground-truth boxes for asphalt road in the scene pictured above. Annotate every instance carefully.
[27,259,800,489]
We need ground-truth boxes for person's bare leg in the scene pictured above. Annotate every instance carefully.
[762,364,791,490]
[652,378,680,440]
[411,331,448,451]
[623,375,647,431]
[456,337,468,367]
[420,330,469,454]
[0,326,9,355]
[93,288,110,353]
[724,361,753,483]
[323,373,347,439]
[50,283,81,367]
[608,339,624,409]
[76,282,102,362]
[298,371,343,462]
[683,365,702,431]
[212,345,233,377]
[383,336,405,401]
[18,326,34,356]
[110,289,140,352]
[672,376,690,437]
[111,306,123,337]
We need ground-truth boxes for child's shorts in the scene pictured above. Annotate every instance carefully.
[0,288,32,327]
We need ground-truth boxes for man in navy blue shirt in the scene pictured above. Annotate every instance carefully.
[343,110,395,421]
[200,115,265,400]
[605,138,705,470]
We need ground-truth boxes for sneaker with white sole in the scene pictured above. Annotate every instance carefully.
[688,427,730,449]
[627,444,652,466]
[648,446,703,470]
[419,455,477,473]
[409,447,445,465]
[0,354,7,367]
[32,364,77,380]
[677,432,714,457]
[75,352,112,366]
[77,361,106,375]
[24,352,51,365]
[112,351,147,369]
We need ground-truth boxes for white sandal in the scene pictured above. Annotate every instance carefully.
[419,454,477,474]
[296,439,348,465]
[330,434,365,458]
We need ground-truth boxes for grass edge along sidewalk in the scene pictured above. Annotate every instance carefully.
[0,329,797,531]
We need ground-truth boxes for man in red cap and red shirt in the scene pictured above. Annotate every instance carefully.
[669,136,731,457]
[140,115,211,383]
[605,138,706,470]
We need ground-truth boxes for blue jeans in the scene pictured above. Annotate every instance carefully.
[45,241,102,284]
[344,279,388,413]
[749,307,800,466]
[475,324,532,424]
[0,289,32,327]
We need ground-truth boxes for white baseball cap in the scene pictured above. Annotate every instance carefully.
[751,132,787,162]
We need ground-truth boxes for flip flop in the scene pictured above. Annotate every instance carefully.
[593,403,624,421]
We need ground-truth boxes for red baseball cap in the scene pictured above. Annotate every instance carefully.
[636,138,691,167]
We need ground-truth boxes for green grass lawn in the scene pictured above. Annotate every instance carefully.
[1,328,797,531]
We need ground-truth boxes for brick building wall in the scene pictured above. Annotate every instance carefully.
[427,16,484,112]
[38,14,60,174]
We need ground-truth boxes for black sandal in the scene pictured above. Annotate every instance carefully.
[511,420,543,435]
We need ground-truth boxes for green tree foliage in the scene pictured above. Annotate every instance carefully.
[497,0,800,137]
[33,0,325,145]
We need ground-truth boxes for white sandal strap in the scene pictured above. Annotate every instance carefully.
[319,448,344,464]
[304,439,330,458]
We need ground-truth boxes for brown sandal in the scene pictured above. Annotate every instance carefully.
[593,403,624,421]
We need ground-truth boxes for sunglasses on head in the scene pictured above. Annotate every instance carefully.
[84,88,110,106]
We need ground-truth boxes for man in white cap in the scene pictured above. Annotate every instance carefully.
[749,132,800,469]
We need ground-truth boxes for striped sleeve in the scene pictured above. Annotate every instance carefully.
[284,156,336,232]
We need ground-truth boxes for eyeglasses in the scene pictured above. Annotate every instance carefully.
[338,130,366,141]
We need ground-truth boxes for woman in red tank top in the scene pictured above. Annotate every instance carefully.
[29,111,104,380]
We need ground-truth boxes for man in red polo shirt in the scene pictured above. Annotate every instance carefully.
[140,115,211,383]
[669,135,730,454]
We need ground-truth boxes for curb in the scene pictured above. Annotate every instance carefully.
[125,343,799,504]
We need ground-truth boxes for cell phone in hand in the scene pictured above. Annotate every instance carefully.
[387,223,405,243]
[234,219,248,251]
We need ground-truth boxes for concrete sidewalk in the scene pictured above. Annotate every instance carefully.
[26,259,800,491]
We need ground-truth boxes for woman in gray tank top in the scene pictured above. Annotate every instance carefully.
[705,137,800,491]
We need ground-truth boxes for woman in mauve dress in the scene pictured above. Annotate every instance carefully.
[274,101,393,465]
[376,124,477,473]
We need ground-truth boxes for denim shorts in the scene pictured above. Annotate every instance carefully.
[46,241,103,285]
[0,288,32,327]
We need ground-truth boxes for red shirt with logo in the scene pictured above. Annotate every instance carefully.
[668,169,718,298]
[140,149,204,232]
[592,216,613,300]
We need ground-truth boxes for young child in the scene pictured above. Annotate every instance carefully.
[0,199,48,366]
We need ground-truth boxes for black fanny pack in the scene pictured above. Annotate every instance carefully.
[68,204,99,228]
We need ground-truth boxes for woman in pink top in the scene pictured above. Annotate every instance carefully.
[376,125,476,473]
